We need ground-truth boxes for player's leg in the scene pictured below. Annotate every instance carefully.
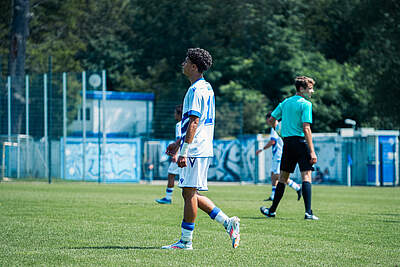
[260,171,290,218]
[287,178,302,201]
[266,172,278,201]
[272,171,290,209]
[156,173,175,204]
[197,193,240,248]
[266,158,280,201]
[298,142,318,220]
[156,162,178,204]
[300,170,318,220]
[161,187,196,250]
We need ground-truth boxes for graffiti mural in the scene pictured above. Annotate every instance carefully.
[147,137,257,182]
[209,138,256,181]
[61,137,141,182]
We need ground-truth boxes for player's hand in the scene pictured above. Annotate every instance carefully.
[310,151,317,165]
[166,143,179,156]
[177,156,187,168]
[171,154,178,163]
[256,149,263,155]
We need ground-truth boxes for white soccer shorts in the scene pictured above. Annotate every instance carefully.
[271,157,281,174]
[178,157,211,191]
[167,162,180,175]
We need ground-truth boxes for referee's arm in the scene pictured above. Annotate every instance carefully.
[303,122,317,164]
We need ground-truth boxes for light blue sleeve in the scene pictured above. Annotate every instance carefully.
[301,101,312,124]
[271,103,282,121]
[175,122,181,139]
[187,88,202,118]
[270,127,278,141]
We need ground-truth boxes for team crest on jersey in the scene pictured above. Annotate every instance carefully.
[188,157,196,167]
[180,178,184,184]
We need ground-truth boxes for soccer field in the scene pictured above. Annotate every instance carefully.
[0,182,399,266]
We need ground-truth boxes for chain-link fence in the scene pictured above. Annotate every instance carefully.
[0,72,245,182]
[1,73,398,186]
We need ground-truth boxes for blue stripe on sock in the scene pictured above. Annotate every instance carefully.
[181,221,195,231]
[208,207,221,220]
[166,188,173,193]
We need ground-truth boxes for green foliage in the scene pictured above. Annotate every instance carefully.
[1,0,399,135]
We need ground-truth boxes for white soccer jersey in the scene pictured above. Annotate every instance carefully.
[270,124,283,159]
[175,121,182,140]
[181,78,215,157]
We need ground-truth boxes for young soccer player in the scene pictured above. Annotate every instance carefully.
[155,104,182,204]
[260,76,319,220]
[162,48,240,250]
[256,112,302,201]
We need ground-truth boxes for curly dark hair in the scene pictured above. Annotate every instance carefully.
[187,48,212,73]
[294,76,315,91]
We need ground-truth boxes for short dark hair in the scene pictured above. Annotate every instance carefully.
[265,111,272,120]
[294,76,315,91]
[187,48,212,73]
[175,104,183,115]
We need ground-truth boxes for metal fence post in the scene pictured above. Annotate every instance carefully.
[7,76,11,140]
[7,76,11,178]
[25,75,29,177]
[101,70,107,182]
[82,71,86,181]
[62,72,67,180]
[44,73,50,183]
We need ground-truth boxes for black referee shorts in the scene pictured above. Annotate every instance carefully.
[280,136,314,173]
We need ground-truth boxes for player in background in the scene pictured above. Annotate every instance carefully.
[162,48,240,250]
[260,76,319,220]
[155,104,183,204]
[256,112,302,201]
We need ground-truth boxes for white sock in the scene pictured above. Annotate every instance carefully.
[215,211,229,227]
[271,186,276,199]
[165,187,174,200]
[181,228,193,242]
[288,180,300,191]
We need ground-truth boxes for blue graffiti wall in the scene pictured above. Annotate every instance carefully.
[151,137,257,182]
[61,137,141,182]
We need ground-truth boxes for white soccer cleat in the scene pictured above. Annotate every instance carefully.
[161,240,193,250]
[304,211,319,220]
[226,216,240,248]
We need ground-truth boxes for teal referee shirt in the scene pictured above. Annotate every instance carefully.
[271,95,312,137]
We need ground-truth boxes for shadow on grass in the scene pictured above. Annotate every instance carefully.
[66,246,160,250]
[240,216,297,221]
[381,220,400,224]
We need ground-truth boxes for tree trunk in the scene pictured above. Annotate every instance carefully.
[8,0,30,135]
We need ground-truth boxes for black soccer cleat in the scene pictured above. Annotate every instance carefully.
[260,206,276,218]
[297,188,302,201]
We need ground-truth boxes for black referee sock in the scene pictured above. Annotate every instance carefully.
[302,181,312,214]
[270,182,285,213]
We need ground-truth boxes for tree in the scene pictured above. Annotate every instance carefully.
[9,0,30,134]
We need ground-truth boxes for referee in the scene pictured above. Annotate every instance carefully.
[260,76,319,220]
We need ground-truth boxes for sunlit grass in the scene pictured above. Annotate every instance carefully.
[0,182,399,266]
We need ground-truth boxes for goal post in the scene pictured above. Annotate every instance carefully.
[0,135,48,181]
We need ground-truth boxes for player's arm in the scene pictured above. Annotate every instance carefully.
[178,115,199,167]
[256,139,276,155]
[170,137,182,162]
[166,137,182,156]
[303,122,317,164]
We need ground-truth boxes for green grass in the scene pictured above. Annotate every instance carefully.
[0,182,399,266]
